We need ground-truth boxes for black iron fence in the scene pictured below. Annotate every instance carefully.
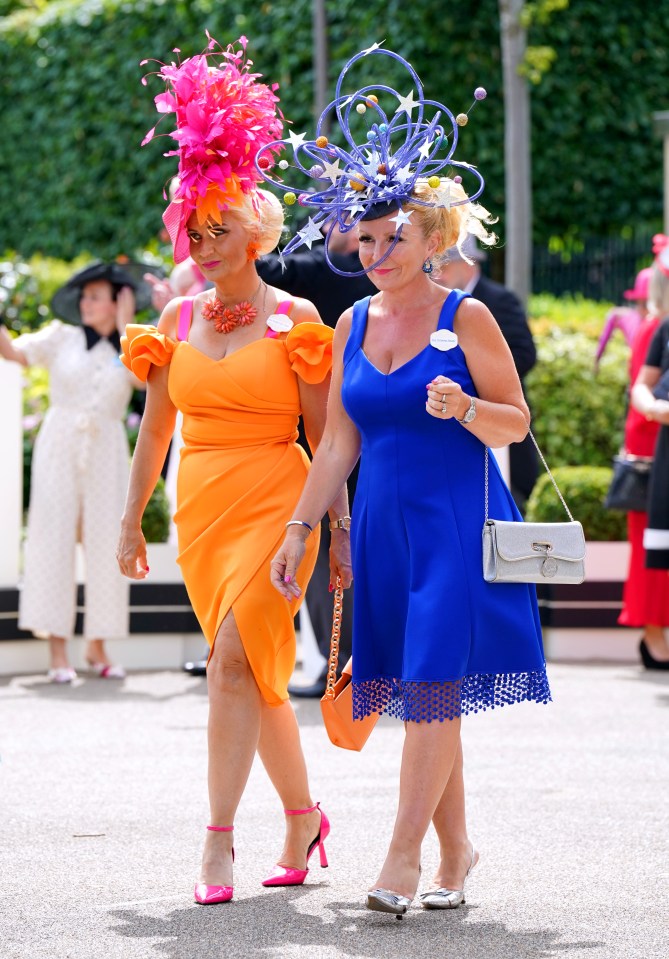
[486,229,659,302]
[531,230,657,302]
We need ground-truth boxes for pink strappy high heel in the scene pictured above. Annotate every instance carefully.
[261,803,330,887]
[194,825,234,905]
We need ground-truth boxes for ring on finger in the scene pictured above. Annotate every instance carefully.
[441,404,447,413]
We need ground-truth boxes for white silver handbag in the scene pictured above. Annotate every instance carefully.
[482,434,586,585]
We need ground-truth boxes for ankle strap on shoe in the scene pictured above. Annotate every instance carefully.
[284,802,319,816]
[207,824,234,832]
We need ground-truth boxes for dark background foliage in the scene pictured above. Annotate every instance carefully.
[0,0,667,268]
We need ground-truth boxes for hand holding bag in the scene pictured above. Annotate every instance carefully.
[604,453,652,513]
[482,432,586,585]
[320,579,378,751]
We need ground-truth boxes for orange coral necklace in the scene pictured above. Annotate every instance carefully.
[202,280,265,334]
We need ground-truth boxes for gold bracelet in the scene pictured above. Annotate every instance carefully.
[329,516,351,531]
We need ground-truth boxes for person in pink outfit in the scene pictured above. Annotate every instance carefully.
[618,263,669,666]
[594,268,652,370]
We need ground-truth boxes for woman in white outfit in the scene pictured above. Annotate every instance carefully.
[0,261,149,681]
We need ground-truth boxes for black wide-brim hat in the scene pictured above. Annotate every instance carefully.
[50,260,166,325]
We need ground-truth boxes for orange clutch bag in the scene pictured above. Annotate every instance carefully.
[320,578,378,751]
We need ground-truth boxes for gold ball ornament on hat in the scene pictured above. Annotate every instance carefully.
[456,113,469,127]
[427,175,440,188]
[284,192,297,205]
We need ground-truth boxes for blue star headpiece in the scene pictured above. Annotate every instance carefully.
[255,42,488,276]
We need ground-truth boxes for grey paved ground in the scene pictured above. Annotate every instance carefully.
[1,662,667,959]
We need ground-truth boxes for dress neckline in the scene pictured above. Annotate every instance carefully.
[360,290,459,377]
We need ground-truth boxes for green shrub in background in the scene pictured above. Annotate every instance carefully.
[525,467,627,542]
[141,476,171,543]
[529,293,615,339]
[525,328,628,469]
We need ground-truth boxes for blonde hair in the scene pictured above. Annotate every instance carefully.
[404,177,497,265]
[648,261,669,317]
[226,188,284,255]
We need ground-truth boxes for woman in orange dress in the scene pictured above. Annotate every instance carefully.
[115,37,351,905]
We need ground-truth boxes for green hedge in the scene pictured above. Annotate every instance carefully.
[525,466,627,542]
[0,0,666,260]
[525,328,628,469]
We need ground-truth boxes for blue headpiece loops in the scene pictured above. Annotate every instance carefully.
[255,43,488,276]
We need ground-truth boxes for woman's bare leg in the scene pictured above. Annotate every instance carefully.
[373,716,462,898]
[257,700,321,868]
[429,738,477,888]
[200,611,262,886]
[48,635,70,670]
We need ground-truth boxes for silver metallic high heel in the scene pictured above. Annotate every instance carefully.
[418,845,479,910]
[366,888,412,919]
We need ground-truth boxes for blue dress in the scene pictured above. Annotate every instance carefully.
[342,291,550,722]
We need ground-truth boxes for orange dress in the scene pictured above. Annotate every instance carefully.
[121,306,333,705]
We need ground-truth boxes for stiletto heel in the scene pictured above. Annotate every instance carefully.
[418,844,479,909]
[194,825,234,904]
[261,802,330,887]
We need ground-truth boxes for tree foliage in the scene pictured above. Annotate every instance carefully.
[0,0,666,260]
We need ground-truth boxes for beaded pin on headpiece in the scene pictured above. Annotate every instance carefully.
[255,42,493,276]
[141,33,284,263]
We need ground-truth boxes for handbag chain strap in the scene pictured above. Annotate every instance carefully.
[322,576,343,701]
[484,429,575,523]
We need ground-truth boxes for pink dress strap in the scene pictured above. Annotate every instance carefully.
[264,300,294,339]
[176,298,195,342]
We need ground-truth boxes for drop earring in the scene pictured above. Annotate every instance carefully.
[422,258,434,274]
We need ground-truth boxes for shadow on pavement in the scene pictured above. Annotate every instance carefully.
[107,891,603,959]
[7,672,208,704]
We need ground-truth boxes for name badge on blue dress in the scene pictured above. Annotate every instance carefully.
[430,329,458,351]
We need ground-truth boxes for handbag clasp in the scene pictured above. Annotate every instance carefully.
[532,541,553,553]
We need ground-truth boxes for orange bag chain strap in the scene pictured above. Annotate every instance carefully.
[323,576,343,701]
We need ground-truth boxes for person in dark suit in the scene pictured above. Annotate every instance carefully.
[257,229,375,696]
[433,237,538,510]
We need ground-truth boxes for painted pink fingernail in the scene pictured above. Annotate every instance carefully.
[145,566,150,572]
[328,584,333,593]
[284,575,292,583]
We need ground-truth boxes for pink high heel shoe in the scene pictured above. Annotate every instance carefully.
[194,825,234,905]
[261,802,329,887]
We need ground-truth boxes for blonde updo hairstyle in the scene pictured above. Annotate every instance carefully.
[647,260,669,318]
[226,188,284,256]
[404,177,497,267]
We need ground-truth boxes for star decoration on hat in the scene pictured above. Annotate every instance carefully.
[395,90,418,116]
[389,209,414,228]
[320,158,343,183]
[287,130,307,151]
[298,217,325,249]
[362,41,384,56]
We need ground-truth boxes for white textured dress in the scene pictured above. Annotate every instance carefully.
[15,321,133,640]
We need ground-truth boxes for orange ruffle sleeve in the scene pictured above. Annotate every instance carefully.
[120,325,176,382]
[285,322,334,384]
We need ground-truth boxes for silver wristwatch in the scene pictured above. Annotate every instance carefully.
[457,395,477,424]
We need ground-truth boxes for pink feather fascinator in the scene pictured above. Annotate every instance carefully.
[141,33,284,262]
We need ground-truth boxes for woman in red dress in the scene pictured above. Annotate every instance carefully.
[618,265,669,666]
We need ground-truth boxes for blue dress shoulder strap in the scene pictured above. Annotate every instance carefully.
[438,289,471,332]
[344,296,372,365]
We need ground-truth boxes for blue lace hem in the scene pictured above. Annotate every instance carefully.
[352,667,551,722]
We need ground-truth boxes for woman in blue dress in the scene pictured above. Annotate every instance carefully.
[264,46,550,917]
